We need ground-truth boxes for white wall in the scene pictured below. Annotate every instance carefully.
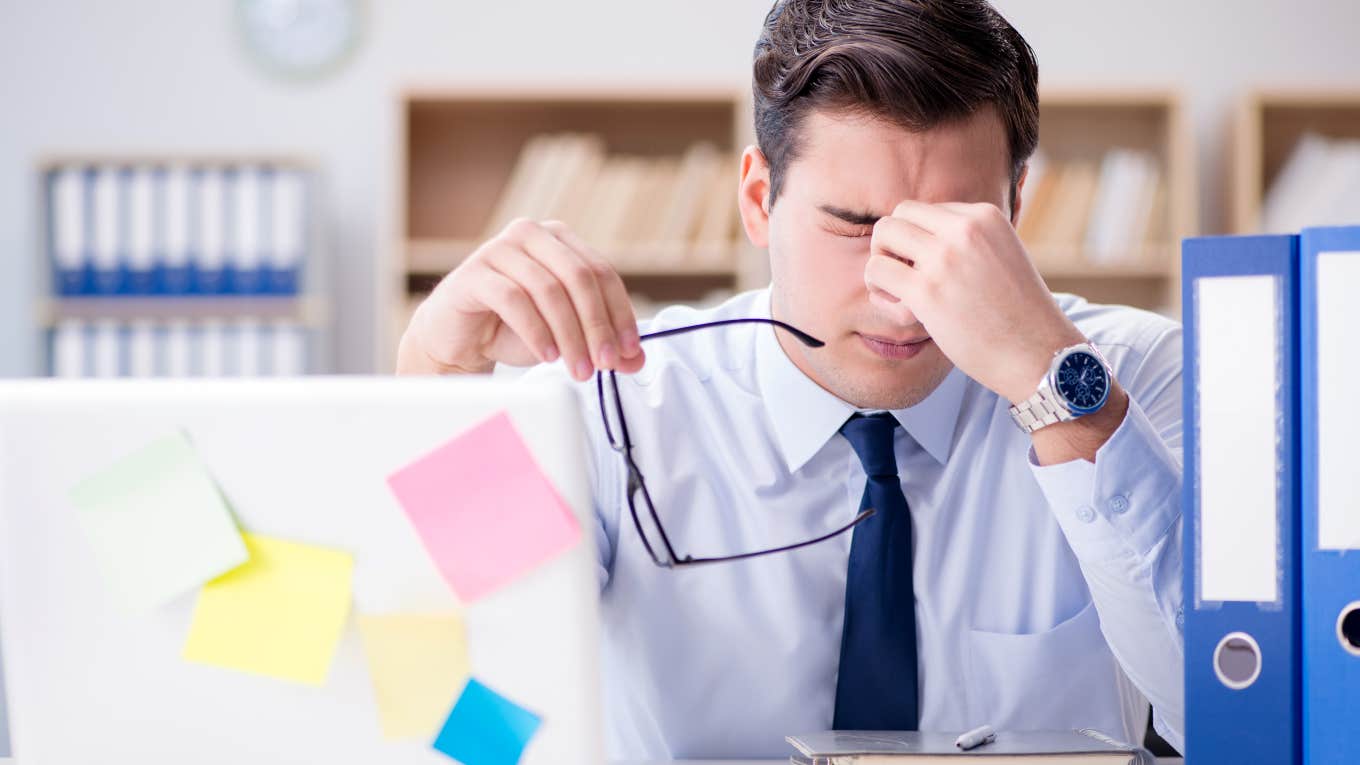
[1,0,1358,378]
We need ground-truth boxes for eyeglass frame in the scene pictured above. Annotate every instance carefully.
[595,317,876,568]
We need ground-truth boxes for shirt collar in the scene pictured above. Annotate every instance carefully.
[753,288,969,473]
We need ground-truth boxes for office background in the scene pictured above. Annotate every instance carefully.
[1,0,1359,756]
[2,0,1360,380]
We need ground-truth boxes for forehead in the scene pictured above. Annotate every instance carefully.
[783,105,1011,209]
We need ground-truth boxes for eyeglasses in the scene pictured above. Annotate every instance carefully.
[596,318,876,568]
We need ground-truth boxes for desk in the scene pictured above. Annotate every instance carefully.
[617,751,1180,756]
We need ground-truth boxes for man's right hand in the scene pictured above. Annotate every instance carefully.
[396,218,646,380]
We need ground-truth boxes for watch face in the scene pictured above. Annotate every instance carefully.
[1054,350,1109,414]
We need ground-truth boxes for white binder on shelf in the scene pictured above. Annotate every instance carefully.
[267,168,305,295]
[90,320,122,379]
[232,165,264,294]
[126,167,157,295]
[127,320,158,378]
[195,168,227,295]
[91,166,123,295]
[50,166,88,295]
[50,320,85,378]
[199,320,227,377]
[162,166,192,295]
[235,318,263,377]
[163,320,193,378]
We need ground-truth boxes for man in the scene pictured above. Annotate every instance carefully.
[398,0,1184,759]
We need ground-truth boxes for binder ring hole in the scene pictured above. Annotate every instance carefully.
[1338,601,1360,657]
[1213,631,1262,690]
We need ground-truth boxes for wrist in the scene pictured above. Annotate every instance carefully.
[1004,327,1089,406]
[1030,381,1129,465]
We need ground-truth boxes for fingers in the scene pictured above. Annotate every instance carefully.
[483,247,593,379]
[469,267,560,366]
[515,224,623,381]
[864,250,920,325]
[867,215,939,327]
[543,222,646,374]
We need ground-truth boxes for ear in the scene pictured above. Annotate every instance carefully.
[737,145,772,248]
[1010,162,1028,228]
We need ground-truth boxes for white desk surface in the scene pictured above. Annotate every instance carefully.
[617,760,1183,764]
[0,752,1188,763]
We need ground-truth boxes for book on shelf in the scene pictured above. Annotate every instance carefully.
[1261,132,1360,233]
[477,132,741,273]
[1017,149,1165,272]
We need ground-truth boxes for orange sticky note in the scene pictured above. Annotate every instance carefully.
[386,412,581,602]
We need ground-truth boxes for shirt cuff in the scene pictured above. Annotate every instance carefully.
[1028,397,1182,561]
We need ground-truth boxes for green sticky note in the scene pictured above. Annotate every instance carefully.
[69,431,249,612]
[182,533,354,686]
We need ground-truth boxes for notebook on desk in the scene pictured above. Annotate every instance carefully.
[786,730,1141,764]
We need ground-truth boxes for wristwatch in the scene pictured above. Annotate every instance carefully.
[1008,342,1113,434]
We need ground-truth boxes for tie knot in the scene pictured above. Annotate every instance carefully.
[839,413,900,478]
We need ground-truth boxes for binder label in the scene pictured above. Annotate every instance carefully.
[1316,251,1360,551]
[1195,274,1282,604]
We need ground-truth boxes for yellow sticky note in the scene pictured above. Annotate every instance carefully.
[182,533,353,686]
[357,613,471,739]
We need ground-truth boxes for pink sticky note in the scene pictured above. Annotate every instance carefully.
[387,412,581,602]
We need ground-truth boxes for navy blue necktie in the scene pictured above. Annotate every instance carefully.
[833,412,920,731]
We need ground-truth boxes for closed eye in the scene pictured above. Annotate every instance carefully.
[832,226,874,239]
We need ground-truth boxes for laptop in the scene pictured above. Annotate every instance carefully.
[0,376,603,764]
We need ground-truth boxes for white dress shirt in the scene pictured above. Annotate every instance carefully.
[518,286,1185,760]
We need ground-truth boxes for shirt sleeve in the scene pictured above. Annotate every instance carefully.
[1026,323,1185,753]
[497,361,622,591]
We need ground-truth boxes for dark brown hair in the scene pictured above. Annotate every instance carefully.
[752,0,1039,210]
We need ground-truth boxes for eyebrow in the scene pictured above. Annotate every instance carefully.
[817,204,882,226]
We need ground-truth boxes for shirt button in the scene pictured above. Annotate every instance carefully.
[1176,608,1185,630]
[1076,505,1096,524]
[1108,494,1131,514]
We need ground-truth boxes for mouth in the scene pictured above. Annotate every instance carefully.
[856,332,933,361]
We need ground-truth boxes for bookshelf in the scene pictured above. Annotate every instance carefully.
[387,86,760,367]
[386,87,1198,366]
[35,155,332,377]
[1233,89,1360,234]
[1020,89,1197,316]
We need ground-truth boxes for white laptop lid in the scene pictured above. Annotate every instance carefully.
[0,376,603,764]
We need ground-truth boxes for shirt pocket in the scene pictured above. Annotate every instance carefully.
[964,599,1127,733]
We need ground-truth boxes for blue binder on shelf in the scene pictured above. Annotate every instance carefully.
[265,167,305,296]
[228,166,266,295]
[192,167,227,295]
[160,166,195,295]
[90,166,126,295]
[1182,234,1301,765]
[1299,225,1360,765]
[47,166,92,296]
[125,167,158,295]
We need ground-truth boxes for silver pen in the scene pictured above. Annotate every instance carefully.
[955,724,997,751]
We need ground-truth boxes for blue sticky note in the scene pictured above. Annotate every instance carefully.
[433,678,542,765]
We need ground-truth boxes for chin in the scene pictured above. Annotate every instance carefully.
[821,353,953,411]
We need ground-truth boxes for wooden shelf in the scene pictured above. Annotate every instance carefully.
[386,86,756,368]
[384,86,1198,368]
[1233,89,1360,233]
[1019,89,1196,315]
[405,237,741,279]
